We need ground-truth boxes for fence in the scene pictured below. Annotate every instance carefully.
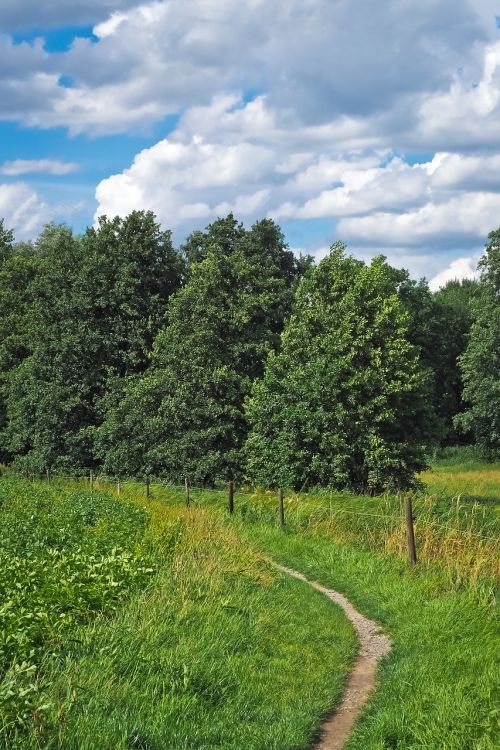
[10,466,500,573]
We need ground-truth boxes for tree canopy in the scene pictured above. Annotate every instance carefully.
[455,231,500,455]
[98,216,307,483]
[1,212,183,472]
[0,210,497,487]
[245,245,439,492]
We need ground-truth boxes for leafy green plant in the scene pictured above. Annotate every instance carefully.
[0,478,157,738]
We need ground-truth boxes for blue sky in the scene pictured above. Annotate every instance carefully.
[2,1,500,288]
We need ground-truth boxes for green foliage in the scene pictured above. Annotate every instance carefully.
[0,235,38,461]
[0,220,14,262]
[385,268,478,442]
[0,478,156,737]
[455,231,500,456]
[99,216,305,483]
[14,500,355,750]
[0,206,493,489]
[431,279,479,441]
[1,213,183,472]
[246,245,438,492]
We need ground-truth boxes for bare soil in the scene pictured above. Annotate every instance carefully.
[274,564,391,750]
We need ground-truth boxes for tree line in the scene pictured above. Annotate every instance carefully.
[0,211,498,492]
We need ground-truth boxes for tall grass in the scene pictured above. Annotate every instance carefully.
[2,454,498,749]
[104,466,500,749]
[169,484,499,587]
[2,480,357,750]
[239,525,500,750]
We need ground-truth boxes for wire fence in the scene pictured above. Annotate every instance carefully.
[4,467,498,572]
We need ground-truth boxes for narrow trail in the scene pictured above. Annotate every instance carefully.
[274,564,391,750]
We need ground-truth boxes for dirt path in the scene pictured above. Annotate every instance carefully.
[274,564,391,750]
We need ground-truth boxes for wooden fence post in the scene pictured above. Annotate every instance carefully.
[117,478,121,496]
[146,475,151,500]
[90,470,94,491]
[405,496,417,567]
[228,480,234,515]
[46,468,51,485]
[279,488,285,529]
[185,477,190,507]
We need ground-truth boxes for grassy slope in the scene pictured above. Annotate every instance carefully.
[240,527,499,750]
[151,455,499,750]
[3,452,499,749]
[3,484,357,750]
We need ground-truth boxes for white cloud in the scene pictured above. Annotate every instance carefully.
[0,159,79,176]
[93,12,129,39]
[272,158,429,220]
[2,0,500,284]
[94,92,500,284]
[215,189,270,216]
[0,183,51,239]
[337,192,500,248]
[0,0,498,140]
[429,257,481,291]
[417,40,500,150]
[95,116,278,227]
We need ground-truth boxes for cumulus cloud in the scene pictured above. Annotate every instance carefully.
[1,0,499,140]
[95,121,277,227]
[337,192,500,249]
[417,40,500,151]
[0,183,51,239]
[0,159,79,176]
[3,1,500,281]
[95,93,500,253]
[429,257,481,291]
[0,1,141,30]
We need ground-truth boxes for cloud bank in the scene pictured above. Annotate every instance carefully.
[2,1,500,285]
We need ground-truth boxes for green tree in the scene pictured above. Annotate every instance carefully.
[245,245,438,493]
[455,233,500,455]
[0,225,39,461]
[99,217,307,482]
[431,279,478,442]
[384,268,478,442]
[0,219,14,261]
[2,212,183,472]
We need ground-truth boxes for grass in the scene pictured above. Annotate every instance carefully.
[0,478,158,739]
[238,526,499,750]
[422,446,500,511]
[2,450,499,749]
[1,478,357,750]
[129,452,499,749]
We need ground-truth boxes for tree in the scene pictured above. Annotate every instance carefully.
[99,216,308,482]
[0,219,14,261]
[431,279,478,442]
[383,267,478,442]
[455,232,500,455]
[2,212,183,472]
[0,225,39,460]
[245,245,438,493]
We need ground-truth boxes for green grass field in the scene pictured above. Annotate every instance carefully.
[0,478,356,750]
[1,450,499,749]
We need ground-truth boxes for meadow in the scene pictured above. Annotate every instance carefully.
[0,477,356,749]
[0,449,499,749]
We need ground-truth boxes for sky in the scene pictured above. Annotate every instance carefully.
[1,1,500,289]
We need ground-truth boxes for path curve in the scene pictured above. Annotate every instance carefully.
[274,564,391,750]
